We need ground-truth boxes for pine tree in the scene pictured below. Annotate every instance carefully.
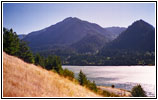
[45,56,54,70]
[45,55,63,73]
[3,27,34,64]
[17,40,34,63]
[53,56,63,73]
[34,53,45,67]
[78,70,88,86]
[3,28,20,56]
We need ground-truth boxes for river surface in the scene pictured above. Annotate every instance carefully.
[62,66,156,97]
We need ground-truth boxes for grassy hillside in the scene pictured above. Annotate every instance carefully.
[3,52,101,97]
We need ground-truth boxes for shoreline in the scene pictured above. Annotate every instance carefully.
[97,85,132,97]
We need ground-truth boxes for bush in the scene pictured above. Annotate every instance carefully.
[111,84,115,88]
[131,84,147,97]
[87,80,98,92]
[62,68,74,80]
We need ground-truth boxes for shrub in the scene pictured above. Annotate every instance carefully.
[131,84,147,97]
[111,84,115,88]
[62,68,74,80]
[87,80,98,92]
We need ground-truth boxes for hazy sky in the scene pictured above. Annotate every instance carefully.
[3,2,155,35]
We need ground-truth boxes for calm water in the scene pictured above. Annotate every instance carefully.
[62,66,156,97]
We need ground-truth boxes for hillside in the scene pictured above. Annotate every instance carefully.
[3,52,101,97]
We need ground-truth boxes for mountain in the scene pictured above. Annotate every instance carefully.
[3,52,100,97]
[23,17,112,53]
[18,34,26,39]
[71,33,108,54]
[101,19,155,52]
[105,27,126,40]
[98,19,155,65]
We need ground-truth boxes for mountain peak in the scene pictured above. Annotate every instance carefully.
[104,19,155,52]
[63,17,81,22]
[127,19,154,30]
[133,19,153,27]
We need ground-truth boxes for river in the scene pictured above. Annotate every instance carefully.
[62,66,156,97]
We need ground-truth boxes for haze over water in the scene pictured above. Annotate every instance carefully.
[63,66,156,97]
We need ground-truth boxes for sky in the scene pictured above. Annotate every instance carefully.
[3,2,155,35]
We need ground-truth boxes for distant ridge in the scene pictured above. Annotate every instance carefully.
[105,27,126,39]
[23,17,113,53]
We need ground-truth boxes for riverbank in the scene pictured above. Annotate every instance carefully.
[97,86,131,97]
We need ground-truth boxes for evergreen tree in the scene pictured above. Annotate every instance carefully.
[45,56,54,70]
[53,56,63,73]
[34,53,45,67]
[3,27,34,64]
[131,84,147,97]
[45,55,63,73]
[78,70,88,86]
[17,40,34,63]
[3,28,20,56]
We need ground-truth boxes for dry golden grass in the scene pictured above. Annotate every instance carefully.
[3,52,101,97]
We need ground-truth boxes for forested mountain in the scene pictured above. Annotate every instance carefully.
[101,19,155,52]
[105,27,126,40]
[98,19,155,65]
[23,17,112,53]
[22,18,155,66]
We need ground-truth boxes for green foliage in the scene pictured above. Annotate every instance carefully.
[87,80,98,92]
[3,28,20,56]
[34,53,45,67]
[78,70,98,92]
[131,84,147,97]
[78,70,88,86]
[53,56,63,73]
[3,27,34,63]
[17,40,34,63]
[45,55,63,73]
[61,68,74,80]
[45,56,54,70]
